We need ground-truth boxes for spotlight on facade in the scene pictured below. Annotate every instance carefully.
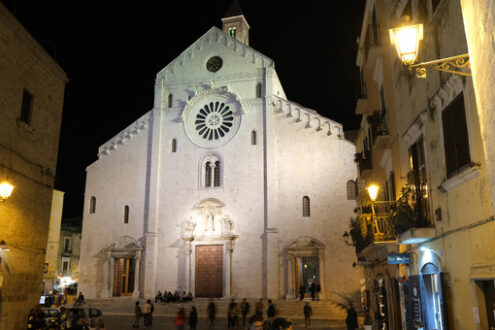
[0,240,9,252]
[389,24,423,65]
[367,185,379,202]
[389,23,470,78]
[0,182,14,203]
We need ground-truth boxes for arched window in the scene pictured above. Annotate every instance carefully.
[201,154,222,188]
[214,161,221,187]
[124,205,129,224]
[89,196,96,214]
[168,93,173,108]
[303,196,310,217]
[205,162,212,187]
[256,83,262,98]
[171,138,177,152]
[251,130,257,145]
[347,180,357,200]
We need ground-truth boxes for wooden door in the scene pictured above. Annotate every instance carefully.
[195,245,223,297]
[113,258,134,297]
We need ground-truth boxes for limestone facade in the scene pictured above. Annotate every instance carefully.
[0,3,67,329]
[78,12,360,302]
[353,0,495,329]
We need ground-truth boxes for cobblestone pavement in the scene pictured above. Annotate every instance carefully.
[103,314,349,329]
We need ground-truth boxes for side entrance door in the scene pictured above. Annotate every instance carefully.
[113,258,134,297]
[195,245,223,298]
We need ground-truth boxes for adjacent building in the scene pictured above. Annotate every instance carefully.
[352,0,495,329]
[78,3,360,304]
[0,3,67,329]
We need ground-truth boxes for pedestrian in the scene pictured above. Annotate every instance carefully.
[227,298,238,329]
[188,306,198,330]
[207,299,216,329]
[248,315,264,330]
[303,302,312,328]
[255,298,263,316]
[174,308,186,330]
[345,303,358,330]
[299,284,306,301]
[75,292,85,306]
[132,301,142,328]
[315,282,321,301]
[266,299,276,328]
[309,281,316,301]
[142,299,152,328]
[240,298,250,327]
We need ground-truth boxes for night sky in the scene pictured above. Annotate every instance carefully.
[3,1,365,219]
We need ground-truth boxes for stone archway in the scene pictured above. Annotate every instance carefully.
[285,236,326,300]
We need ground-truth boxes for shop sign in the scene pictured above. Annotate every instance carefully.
[387,253,412,264]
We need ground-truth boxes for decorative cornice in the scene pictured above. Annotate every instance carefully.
[272,96,344,138]
[98,111,153,158]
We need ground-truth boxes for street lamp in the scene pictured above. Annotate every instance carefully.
[367,185,379,202]
[389,23,471,78]
[0,182,14,203]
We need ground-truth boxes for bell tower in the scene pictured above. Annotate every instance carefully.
[221,0,250,46]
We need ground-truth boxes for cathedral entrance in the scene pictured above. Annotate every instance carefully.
[195,245,223,297]
[296,256,320,297]
[112,258,135,296]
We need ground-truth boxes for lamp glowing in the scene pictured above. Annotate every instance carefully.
[0,182,14,202]
[389,24,423,65]
[367,185,379,201]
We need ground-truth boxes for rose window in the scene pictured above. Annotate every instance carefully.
[195,102,234,140]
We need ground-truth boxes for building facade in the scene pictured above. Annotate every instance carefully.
[0,3,67,329]
[78,6,360,302]
[352,0,495,329]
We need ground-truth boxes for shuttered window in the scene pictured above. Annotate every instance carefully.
[442,93,470,178]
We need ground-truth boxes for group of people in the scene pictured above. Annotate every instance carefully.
[133,299,155,328]
[298,281,321,301]
[154,290,193,303]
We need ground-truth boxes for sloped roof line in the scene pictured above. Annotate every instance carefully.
[223,0,244,18]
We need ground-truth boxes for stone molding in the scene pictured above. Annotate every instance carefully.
[98,111,153,158]
[272,96,344,137]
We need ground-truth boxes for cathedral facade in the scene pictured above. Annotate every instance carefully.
[78,6,360,300]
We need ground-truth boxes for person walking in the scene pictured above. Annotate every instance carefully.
[315,282,321,301]
[309,282,316,301]
[142,299,152,328]
[227,299,238,329]
[248,315,264,330]
[266,299,276,328]
[299,284,306,301]
[207,299,216,329]
[174,308,186,330]
[255,299,263,316]
[345,304,358,330]
[240,298,250,327]
[188,306,198,330]
[303,302,312,328]
[133,301,142,328]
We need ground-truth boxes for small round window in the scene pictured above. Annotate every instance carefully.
[195,102,233,140]
[206,56,223,72]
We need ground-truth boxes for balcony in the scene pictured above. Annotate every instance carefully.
[350,189,435,253]
[355,150,372,175]
[364,23,382,68]
[368,111,389,149]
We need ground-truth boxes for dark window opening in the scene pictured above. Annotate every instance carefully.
[20,89,34,124]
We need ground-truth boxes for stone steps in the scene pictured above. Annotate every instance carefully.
[86,298,347,320]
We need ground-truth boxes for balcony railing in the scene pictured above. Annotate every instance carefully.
[364,23,381,61]
[351,189,433,252]
[368,111,389,146]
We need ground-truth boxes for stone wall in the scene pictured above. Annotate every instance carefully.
[0,3,67,329]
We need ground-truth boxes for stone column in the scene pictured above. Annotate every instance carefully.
[286,254,296,300]
[184,239,193,292]
[317,249,326,300]
[225,240,233,298]
[132,250,142,298]
[102,251,113,298]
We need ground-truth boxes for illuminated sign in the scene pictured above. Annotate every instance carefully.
[387,253,412,264]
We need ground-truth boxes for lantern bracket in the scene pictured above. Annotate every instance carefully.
[408,53,471,78]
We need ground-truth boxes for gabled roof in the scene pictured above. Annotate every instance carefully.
[223,0,244,18]
[156,26,274,79]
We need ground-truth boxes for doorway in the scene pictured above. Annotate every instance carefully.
[195,245,223,297]
[421,263,444,330]
[475,280,495,329]
[113,258,134,297]
[296,256,320,296]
